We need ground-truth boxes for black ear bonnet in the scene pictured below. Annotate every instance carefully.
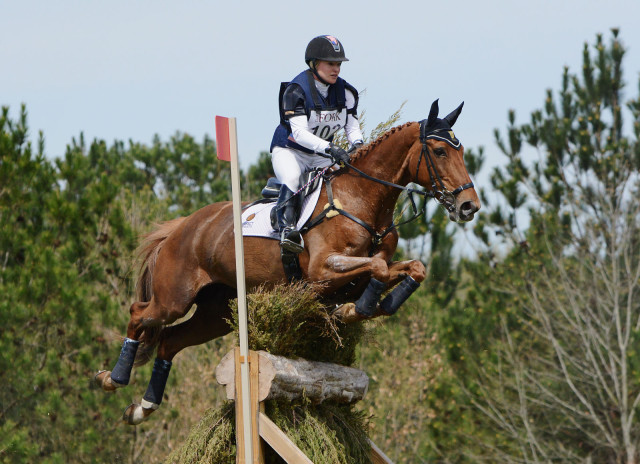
[419,99,464,150]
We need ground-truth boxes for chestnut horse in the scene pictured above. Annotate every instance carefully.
[95,100,480,424]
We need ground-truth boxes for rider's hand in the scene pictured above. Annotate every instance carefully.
[348,140,364,154]
[325,144,350,166]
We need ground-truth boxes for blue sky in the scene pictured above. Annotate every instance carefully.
[3,0,640,188]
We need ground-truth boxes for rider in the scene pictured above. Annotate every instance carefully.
[270,35,364,253]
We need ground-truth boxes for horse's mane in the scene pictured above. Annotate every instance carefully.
[349,121,414,163]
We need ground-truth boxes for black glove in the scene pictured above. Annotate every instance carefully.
[325,144,350,166]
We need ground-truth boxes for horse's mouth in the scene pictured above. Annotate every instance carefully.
[450,212,476,223]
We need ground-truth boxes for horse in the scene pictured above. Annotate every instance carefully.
[94,99,480,425]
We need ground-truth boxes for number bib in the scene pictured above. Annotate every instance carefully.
[308,108,348,141]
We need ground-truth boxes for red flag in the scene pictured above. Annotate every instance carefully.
[215,116,231,161]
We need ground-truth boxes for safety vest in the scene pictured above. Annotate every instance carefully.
[270,69,357,154]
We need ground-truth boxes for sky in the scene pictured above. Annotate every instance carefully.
[3,0,640,190]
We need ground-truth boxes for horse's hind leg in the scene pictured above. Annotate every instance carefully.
[94,300,164,391]
[123,285,235,425]
[95,273,201,392]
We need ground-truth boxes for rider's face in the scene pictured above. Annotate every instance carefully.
[314,60,341,84]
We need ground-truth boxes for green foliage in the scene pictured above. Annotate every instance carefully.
[229,282,364,365]
[164,403,236,464]
[0,105,241,463]
[0,105,138,463]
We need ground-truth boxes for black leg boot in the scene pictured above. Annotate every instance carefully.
[276,186,304,254]
[379,276,421,315]
[355,278,387,317]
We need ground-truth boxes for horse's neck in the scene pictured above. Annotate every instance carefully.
[342,123,419,223]
[352,123,418,185]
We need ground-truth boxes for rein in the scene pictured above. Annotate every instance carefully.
[303,121,474,250]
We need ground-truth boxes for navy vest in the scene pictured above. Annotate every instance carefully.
[270,70,354,154]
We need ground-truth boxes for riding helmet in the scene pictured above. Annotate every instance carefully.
[305,35,349,64]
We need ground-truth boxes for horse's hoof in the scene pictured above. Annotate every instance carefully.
[94,370,119,392]
[333,303,369,323]
[123,403,155,426]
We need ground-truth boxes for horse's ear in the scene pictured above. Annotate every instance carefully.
[444,102,464,127]
[427,99,440,126]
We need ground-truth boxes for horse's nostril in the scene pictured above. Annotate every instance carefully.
[460,201,478,216]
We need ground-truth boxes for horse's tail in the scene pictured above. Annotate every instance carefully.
[133,216,186,366]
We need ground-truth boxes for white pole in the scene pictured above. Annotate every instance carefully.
[227,117,253,463]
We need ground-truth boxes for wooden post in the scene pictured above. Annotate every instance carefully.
[249,350,264,463]
[216,116,254,463]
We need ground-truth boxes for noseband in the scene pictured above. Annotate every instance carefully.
[417,120,474,214]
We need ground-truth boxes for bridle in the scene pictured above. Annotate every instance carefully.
[417,120,475,214]
[303,120,474,249]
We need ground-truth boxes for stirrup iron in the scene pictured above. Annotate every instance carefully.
[280,227,304,254]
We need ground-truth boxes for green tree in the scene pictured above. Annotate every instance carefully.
[0,105,141,463]
[460,29,640,463]
[244,151,275,200]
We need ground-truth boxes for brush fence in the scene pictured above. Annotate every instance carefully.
[215,348,394,464]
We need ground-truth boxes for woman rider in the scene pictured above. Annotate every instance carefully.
[270,35,364,253]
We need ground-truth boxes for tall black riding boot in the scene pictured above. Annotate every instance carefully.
[276,186,304,253]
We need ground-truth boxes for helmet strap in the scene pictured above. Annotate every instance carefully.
[308,60,332,86]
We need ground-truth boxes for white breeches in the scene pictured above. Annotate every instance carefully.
[271,146,333,191]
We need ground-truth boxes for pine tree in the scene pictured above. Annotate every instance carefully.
[460,29,640,462]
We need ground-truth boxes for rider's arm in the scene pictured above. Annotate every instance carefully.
[345,88,364,146]
[282,84,331,153]
[289,116,331,153]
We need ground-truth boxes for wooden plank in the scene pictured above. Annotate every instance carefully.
[369,439,394,464]
[234,348,245,464]
[258,411,314,464]
[250,351,264,464]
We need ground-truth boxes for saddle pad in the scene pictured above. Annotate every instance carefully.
[241,179,323,239]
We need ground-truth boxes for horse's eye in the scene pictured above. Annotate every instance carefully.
[435,148,447,157]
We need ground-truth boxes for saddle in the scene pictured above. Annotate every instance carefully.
[255,169,324,282]
[262,169,324,231]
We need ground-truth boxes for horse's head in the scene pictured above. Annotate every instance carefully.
[411,99,481,223]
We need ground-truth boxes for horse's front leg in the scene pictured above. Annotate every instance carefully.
[310,254,390,322]
[374,259,425,316]
[327,234,427,322]
[384,259,426,287]
[368,231,426,316]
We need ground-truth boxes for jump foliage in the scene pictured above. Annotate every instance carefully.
[166,282,371,464]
